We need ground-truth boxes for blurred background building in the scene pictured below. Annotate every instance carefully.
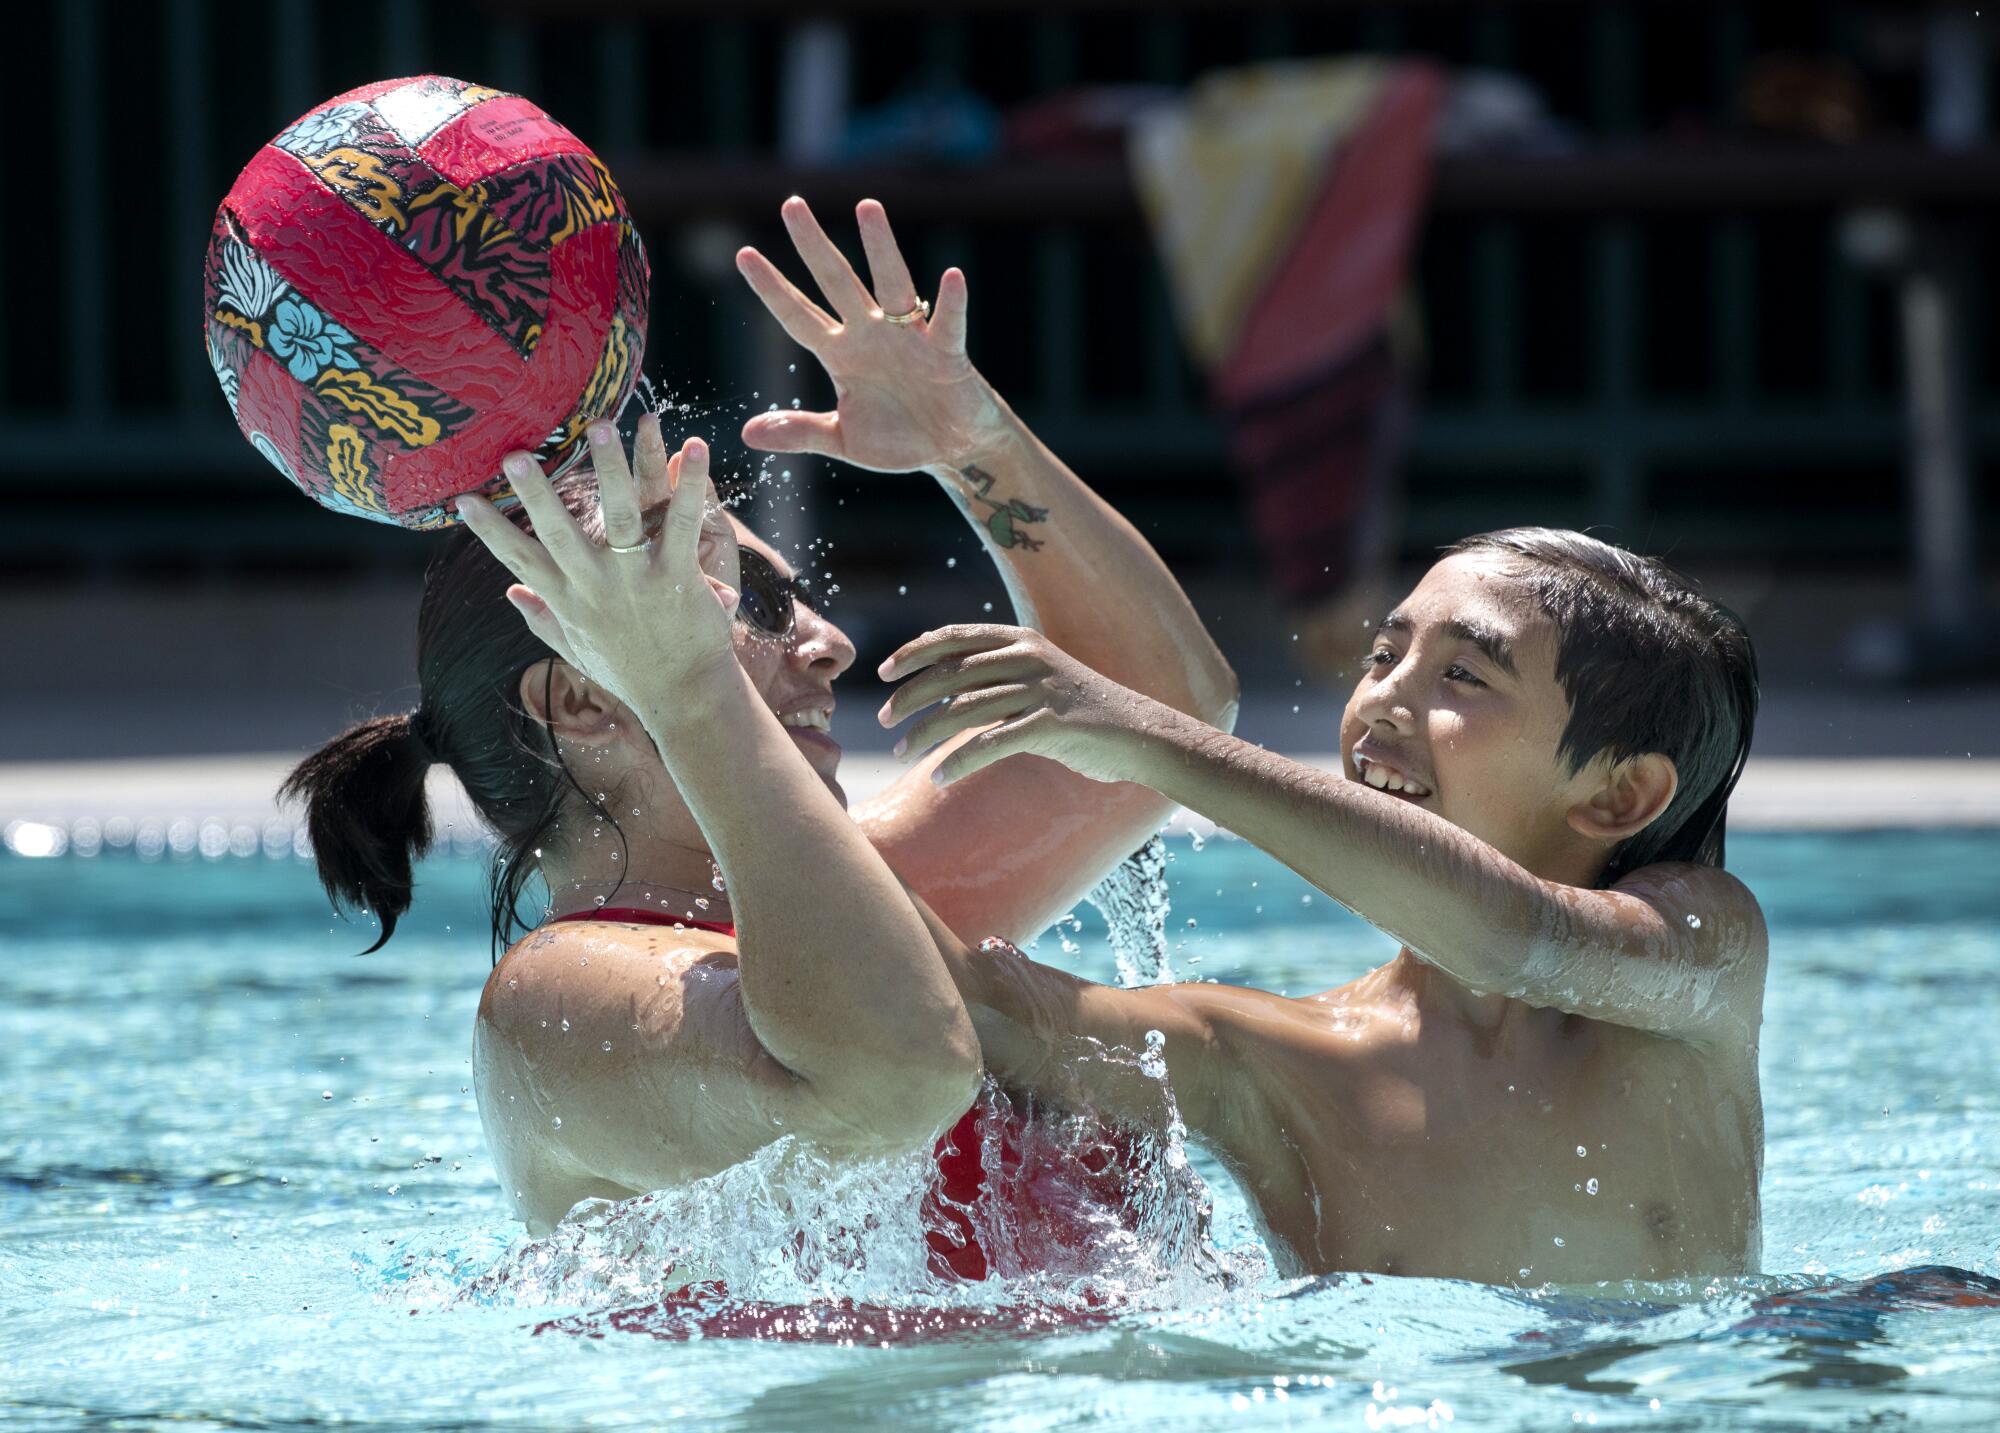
[4,0,1997,771]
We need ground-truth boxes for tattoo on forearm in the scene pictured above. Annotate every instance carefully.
[961,465,1050,552]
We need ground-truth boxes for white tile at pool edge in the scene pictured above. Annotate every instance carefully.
[3,755,1997,834]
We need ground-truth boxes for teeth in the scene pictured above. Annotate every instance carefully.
[779,709,831,732]
[1356,755,1430,798]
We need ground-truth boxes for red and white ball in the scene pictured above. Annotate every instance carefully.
[203,75,649,528]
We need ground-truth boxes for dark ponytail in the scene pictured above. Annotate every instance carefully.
[280,711,436,953]
[284,469,636,959]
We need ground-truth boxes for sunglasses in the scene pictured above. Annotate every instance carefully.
[735,548,807,641]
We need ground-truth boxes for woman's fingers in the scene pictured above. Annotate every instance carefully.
[894,683,1037,761]
[663,437,711,566]
[878,624,1029,682]
[932,710,1056,788]
[498,451,590,569]
[877,648,1037,727]
[736,246,837,349]
[504,585,582,668]
[588,421,646,548]
[455,490,563,593]
[855,199,919,315]
[781,196,876,322]
[929,267,970,356]
[741,409,843,458]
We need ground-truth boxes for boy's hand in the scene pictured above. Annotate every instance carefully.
[877,625,1158,787]
[735,197,1010,474]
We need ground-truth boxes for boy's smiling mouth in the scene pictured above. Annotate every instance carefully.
[1352,744,1434,802]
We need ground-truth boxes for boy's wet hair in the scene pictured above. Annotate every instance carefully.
[1447,528,1759,886]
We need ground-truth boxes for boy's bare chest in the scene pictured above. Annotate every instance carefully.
[1248,1008,1758,1282]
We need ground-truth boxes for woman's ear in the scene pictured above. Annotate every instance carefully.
[1567,752,1679,845]
[516,658,626,748]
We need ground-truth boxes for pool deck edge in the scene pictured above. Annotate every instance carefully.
[3,754,1996,840]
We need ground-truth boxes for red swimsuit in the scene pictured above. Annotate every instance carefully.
[553,907,1138,1284]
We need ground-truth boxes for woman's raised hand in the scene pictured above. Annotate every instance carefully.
[736,197,1007,474]
[454,414,741,718]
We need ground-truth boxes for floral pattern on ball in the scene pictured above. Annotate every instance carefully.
[268,298,360,384]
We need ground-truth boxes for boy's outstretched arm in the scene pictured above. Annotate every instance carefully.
[899,888,1305,1182]
[882,627,1768,1046]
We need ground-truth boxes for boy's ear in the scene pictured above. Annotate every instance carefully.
[517,658,625,747]
[1566,752,1679,845]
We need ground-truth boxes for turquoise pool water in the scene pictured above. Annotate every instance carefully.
[4,830,1998,1429]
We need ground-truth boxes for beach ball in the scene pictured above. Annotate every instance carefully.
[203,75,650,529]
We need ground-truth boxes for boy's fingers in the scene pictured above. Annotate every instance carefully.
[878,624,1024,681]
[877,650,1037,727]
[633,412,671,509]
[895,685,1036,761]
[736,246,836,349]
[456,492,561,592]
[782,196,875,322]
[932,710,1053,788]
[855,199,919,315]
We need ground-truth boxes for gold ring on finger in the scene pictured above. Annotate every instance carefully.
[883,297,931,326]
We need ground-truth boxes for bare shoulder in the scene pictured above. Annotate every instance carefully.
[1608,862,1769,969]
[473,921,789,1228]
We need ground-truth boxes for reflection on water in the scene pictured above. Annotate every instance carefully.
[3,834,1999,1428]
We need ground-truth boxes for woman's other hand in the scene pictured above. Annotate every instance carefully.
[736,197,1008,474]
[876,625,1163,788]
[454,416,740,717]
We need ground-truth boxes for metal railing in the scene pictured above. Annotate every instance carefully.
[3,0,1993,579]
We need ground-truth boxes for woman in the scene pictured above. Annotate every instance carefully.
[284,200,1237,1269]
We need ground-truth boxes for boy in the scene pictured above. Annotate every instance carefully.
[883,528,1765,1285]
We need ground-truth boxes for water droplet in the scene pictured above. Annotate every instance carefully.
[550,1117,562,1129]
[601,1040,613,1052]
[945,557,956,568]
[507,978,518,989]
[321,1090,333,1101]
[1686,913,1702,929]
[1577,1146,1587,1157]
[560,1019,571,1033]
[1519,1268,1532,1281]
[1586,1178,1599,1195]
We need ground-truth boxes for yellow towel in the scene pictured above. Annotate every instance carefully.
[1129,60,1390,372]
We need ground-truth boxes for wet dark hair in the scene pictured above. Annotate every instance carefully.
[281,471,631,957]
[1446,528,1759,887]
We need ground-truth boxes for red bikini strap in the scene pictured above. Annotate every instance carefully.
[551,907,736,937]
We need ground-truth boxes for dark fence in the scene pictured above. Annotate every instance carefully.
[4,0,1996,582]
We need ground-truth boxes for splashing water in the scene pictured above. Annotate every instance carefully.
[450,1141,941,1311]
[440,1045,1256,1318]
[1087,835,1173,987]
